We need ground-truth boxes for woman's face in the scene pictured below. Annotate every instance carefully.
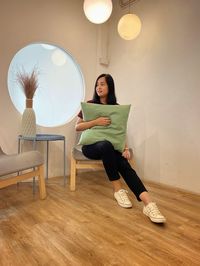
[96,77,109,98]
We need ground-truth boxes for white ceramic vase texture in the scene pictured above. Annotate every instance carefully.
[21,99,36,137]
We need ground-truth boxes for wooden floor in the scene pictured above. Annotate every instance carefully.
[0,171,200,266]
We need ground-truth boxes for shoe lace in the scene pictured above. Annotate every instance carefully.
[119,189,129,202]
[148,203,162,216]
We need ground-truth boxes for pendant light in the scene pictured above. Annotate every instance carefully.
[83,0,113,24]
[118,0,142,40]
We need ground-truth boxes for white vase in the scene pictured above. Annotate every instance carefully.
[21,99,36,137]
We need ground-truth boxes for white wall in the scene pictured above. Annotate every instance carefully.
[105,0,200,193]
[0,0,98,177]
[0,0,199,194]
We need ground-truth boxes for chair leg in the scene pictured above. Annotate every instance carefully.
[70,154,76,191]
[38,164,47,199]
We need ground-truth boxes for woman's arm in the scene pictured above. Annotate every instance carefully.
[75,117,111,131]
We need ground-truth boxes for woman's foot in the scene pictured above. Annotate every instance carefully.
[114,189,132,208]
[143,202,166,223]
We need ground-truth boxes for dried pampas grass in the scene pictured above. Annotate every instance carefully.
[17,68,39,99]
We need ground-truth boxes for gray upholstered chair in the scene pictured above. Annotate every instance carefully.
[0,146,46,199]
[70,133,134,191]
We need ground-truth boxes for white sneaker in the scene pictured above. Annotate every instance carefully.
[143,202,166,223]
[114,189,132,208]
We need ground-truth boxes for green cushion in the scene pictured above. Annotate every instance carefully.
[78,102,131,152]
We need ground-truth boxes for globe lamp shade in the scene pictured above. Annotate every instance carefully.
[118,14,142,40]
[83,0,113,24]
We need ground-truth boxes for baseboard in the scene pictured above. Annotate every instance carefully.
[143,178,200,197]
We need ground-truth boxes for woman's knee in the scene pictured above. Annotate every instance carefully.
[98,140,114,153]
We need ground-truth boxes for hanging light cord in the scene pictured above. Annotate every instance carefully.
[119,0,139,9]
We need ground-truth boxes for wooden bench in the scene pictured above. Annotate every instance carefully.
[0,146,46,199]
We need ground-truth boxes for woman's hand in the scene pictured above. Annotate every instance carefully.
[122,148,131,160]
[75,116,111,131]
[95,117,111,126]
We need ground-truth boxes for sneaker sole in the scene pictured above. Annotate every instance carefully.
[115,199,132,208]
[143,211,166,223]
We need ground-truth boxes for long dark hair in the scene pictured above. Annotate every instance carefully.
[92,74,117,105]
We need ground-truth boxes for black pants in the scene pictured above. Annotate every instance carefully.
[82,140,147,201]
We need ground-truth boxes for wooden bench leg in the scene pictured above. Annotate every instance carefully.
[70,154,76,191]
[38,164,47,199]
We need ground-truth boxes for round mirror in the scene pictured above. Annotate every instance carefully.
[7,43,85,127]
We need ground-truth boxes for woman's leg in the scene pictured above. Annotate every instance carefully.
[82,141,132,208]
[82,141,121,182]
[82,141,123,191]
[111,180,123,192]
[139,191,152,206]
[116,153,166,222]
[83,143,166,222]
[116,152,148,201]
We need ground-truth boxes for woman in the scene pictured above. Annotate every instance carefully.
[76,74,166,223]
